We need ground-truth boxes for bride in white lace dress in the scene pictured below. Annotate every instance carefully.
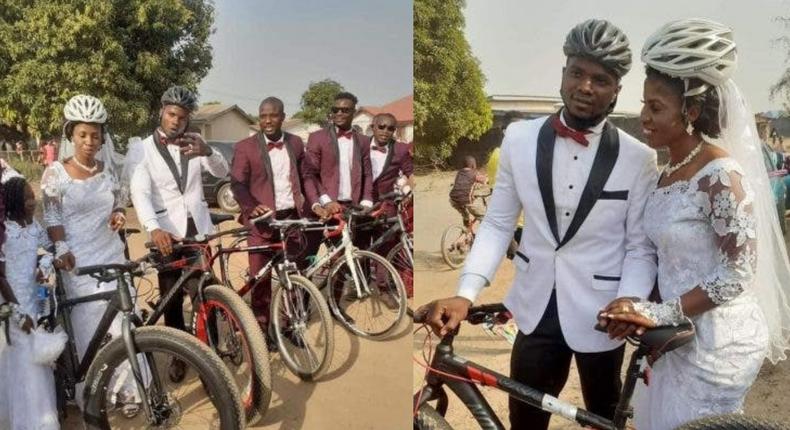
[41,95,138,408]
[602,20,790,429]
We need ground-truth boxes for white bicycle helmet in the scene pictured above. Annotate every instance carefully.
[563,19,632,78]
[63,94,108,124]
[642,18,737,93]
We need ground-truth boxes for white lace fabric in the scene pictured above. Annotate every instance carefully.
[634,157,769,429]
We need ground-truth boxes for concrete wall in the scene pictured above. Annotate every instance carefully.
[198,111,252,142]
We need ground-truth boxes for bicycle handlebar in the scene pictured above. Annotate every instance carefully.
[412,303,510,325]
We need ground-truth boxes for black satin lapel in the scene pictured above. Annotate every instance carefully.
[180,150,189,192]
[536,117,560,244]
[152,131,185,194]
[558,121,620,249]
[257,133,276,202]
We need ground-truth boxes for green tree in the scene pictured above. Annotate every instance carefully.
[0,0,215,142]
[414,0,492,165]
[294,79,345,125]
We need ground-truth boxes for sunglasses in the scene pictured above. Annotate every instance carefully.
[376,124,397,132]
[331,107,354,114]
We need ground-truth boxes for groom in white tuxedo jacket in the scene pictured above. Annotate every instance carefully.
[128,87,228,379]
[424,20,658,429]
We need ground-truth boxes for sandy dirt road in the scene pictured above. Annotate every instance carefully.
[413,171,790,429]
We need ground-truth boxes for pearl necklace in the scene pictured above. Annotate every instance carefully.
[71,156,98,174]
[664,142,703,177]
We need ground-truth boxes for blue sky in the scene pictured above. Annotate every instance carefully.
[464,0,789,114]
[196,0,413,116]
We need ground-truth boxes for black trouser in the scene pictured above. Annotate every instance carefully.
[509,290,624,430]
[157,219,198,331]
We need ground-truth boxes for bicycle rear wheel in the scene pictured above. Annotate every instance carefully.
[440,225,470,269]
[82,326,243,430]
[219,236,251,293]
[676,414,788,429]
[193,285,272,425]
[414,404,453,430]
[326,249,407,339]
[271,275,334,381]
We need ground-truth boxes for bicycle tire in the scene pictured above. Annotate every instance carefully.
[675,414,788,430]
[326,249,407,339]
[440,225,469,269]
[193,284,273,425]
[82,326,244,430]
[414,404,453,430]
[220,236,251,291]
[271,275,335,381]
[387,241,414,317]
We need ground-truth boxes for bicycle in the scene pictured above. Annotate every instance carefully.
[412,304,785,430]
[304,206,408,339]
[215,211,335,381]
[48,260,243,429]
[441,185,491,269]
[353,190,414,313]
[137,217,273,425]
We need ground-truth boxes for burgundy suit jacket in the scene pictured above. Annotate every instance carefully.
[230,132,308,231]
[372,140,413,202]
[303,127,373,206]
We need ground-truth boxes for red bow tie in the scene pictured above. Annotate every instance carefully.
[551,115,590,147]
[337,129,353,139]
[372,145,387,153]
[267,141,284,151]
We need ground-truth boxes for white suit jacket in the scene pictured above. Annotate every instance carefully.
[128,134,229,237]
[462,116,658,352]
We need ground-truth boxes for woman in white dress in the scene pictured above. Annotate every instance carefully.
[0,177,59,430]
[41,94,136,408]
[601,19,790,429]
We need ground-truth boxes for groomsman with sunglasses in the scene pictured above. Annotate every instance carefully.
[303,92,373,220]
[369,113,413,212]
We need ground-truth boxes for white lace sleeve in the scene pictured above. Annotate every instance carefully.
[693,166,757,305]
[41,165,65,228]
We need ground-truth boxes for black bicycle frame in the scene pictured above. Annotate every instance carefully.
[414,329,646,430]
[53,269,163,428]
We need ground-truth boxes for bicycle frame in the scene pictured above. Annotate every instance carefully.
[53,269,162,424]
[358,199,413,268]
[415,316,648,430]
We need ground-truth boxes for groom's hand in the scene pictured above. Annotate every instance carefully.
[421,297,472,337]
[599,297,644,340]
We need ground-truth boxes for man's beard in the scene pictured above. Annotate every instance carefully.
[560,92,610,129]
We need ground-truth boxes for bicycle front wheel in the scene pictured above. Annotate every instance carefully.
[272,274,334,381]
[327,249,407,339]
[193,284,272,425]
[440,225,470,269]
[387,241,413,314]
[414,404,453,430]
[82,326,244,430]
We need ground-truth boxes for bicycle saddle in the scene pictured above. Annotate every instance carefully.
[637,322,695,362]
[210,212,235,225]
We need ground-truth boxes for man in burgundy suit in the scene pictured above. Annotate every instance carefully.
[369,113,414,208]
[303,92,373,219]
[230,96,309,346]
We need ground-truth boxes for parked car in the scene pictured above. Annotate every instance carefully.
[761,142,787,234]
[203,141,240,213]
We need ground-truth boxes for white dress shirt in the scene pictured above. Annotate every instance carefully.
[265,134,295,210]
[370,141,389,181]
[320,128,354,205]
[457,113,607,302]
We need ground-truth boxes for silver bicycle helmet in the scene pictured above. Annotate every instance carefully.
[160,85,199,112]
[563,19,632,78]
[642,18,736,94]
[63,95,107,124]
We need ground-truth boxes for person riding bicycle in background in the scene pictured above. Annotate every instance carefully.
[449,156,489,231]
